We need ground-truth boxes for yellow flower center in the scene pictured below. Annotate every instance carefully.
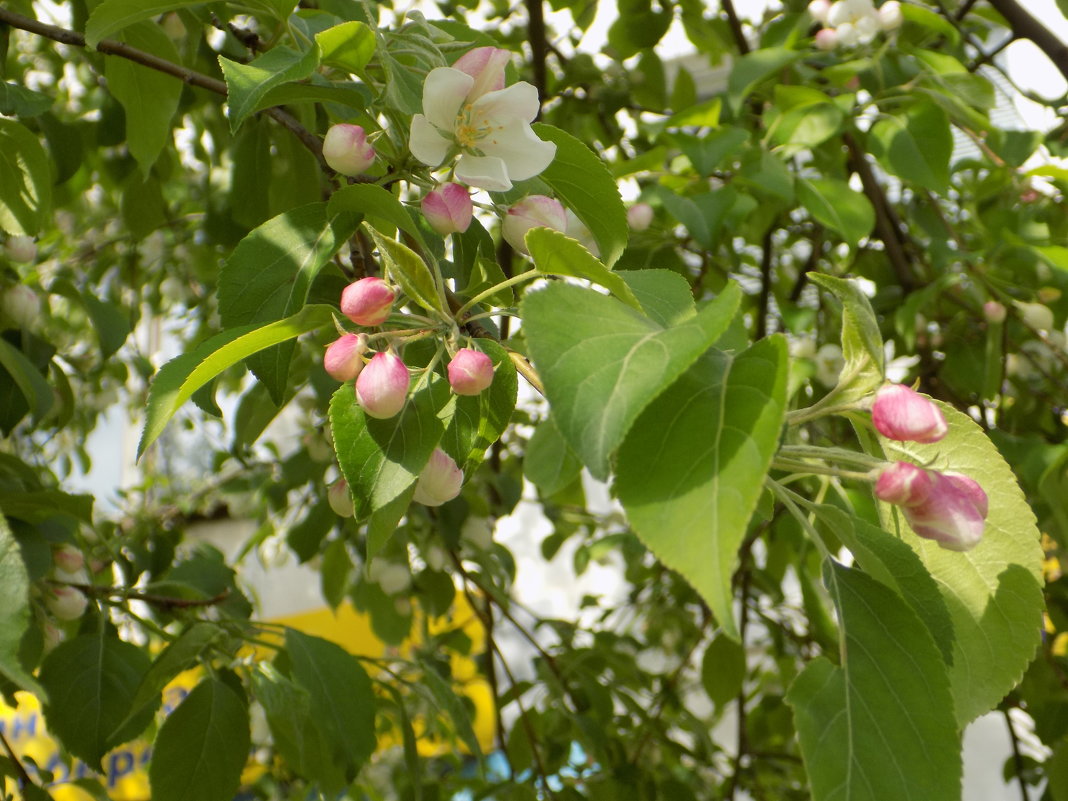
[454,104,501,150]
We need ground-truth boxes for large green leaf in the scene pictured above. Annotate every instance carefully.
[727,47,802,112]
[869,101,952,194]
[0,513,44,697]
[615,337,788,637]
[329,374,453,556]
[149,676,250,801]
[40,633,155,767]
[619,269,697,326]
[531,123,628,267]
[525,227,640,309]
[316,21,376,73]
[440,339,517,474]
[285,630,376,781]
[0,118,52,236]
[0,83,52,117]
[218,203,354,402]
[879,401,1045,724]
[787,562,961,801]
[220,44,321,132]
[808,273,884,403]
[104,23,183,177]
[85,0,208,46]
[523,415,582,497]
[522,282,742,479]
[328,184,427,252]
[138,305,334,459]
[797,178,874,249]
[0,337,54,423]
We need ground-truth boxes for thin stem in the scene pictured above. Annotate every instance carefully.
[766,479,834,562]
[770,458,877,482]
[778,444,886,470]
[1003,707,1031,801]
[56,580,231,610]
[507,350,545,396]
[0,727,36,790]
[454,269,539,320]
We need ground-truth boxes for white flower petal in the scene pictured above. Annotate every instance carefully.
[478,118,557,182]
[455,155,513,192]
[422,67,473,129]
[409,114,452,167]
[472,81,541,125]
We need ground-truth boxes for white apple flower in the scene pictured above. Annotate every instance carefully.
[408,55,556,192]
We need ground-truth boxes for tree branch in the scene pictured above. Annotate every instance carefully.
[986,0,1068,84]
[721,0,751,55]
[526,0,548,104]
[0,7,327,172]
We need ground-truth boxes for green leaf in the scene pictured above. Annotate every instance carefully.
[700,633,746,709]
[532,123,628,267]
[440,339,518,474]
[0,337,53,423]
[618,269,696,326]
[0,513,44,697]
[316,21,376,73]
[0,82,52,117]
[365,226,444,316]
[615,337,788,637]
[523,415,582,497]
[329,374,453,556]
[418,659,484,761]
[808,273,884,402]
[85,0,208,47]
[138,305,335,459]
[0,118,52,236]
[149,676,250,801]
[672,127,749,177]
[727,47,802,112]
[878,401,1045,724]
[0,490,93,524]
[40,633,154,767]
[218,203,355,402]
[285,629,376,780]
[104,23,183,177]
[522,281,742,479]
[869,101,952,193]
[901,3,960,44]
[525,227,640,309]
[796,178,874,248]
[328,184,427,251]
[220,44,321,132]
[787,562,961,801]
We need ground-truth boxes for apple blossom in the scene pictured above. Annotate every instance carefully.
[53,545,85,574]
[328,479,355,518]
[871,384,948,443]
[822,0,882,46]
[876,462,988,551]
[47,585,88,621]
[815,28,839,49]
[808,0,832,23]
[413,448,463,506]
[341,277,395,326]
[421,183,473,235]
[356,352,410,419]
[878,0,903,30]
[408,50,556,192]
[627,202,654,231]
[448,348,495,395]
[502,195,567,255]
[1014,300,1055,332]
[983,300,1007,324]
[369,559,412,595]
[324,333,368,381]
[322,123,376,176]
[814,343,845,387]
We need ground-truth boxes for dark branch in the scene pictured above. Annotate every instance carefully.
[721,0,751,55]
[987,0,1068,84]
[526,0,548,104]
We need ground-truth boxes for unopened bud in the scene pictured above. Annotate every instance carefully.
[53,545,84,575]
[324,333,368,381]
[0,284,41,330]
[814,27,839,49]
[878,1,904,30]
[871,384,948,443]
[877,462,987,551]
[47,585,88,621]
[356,352,410,419]
[1014,301,1055,332]
[808,0,832,23]
[369,559,411,595]
[452,46,511,101]
[4,236,37,263]
[566,211,600,257]
[413,448,463,507]
[322,124,376,176]
[447,348,495,395]
[424,544,447,572]
[983,301,1007,325]
[421,183,473,235]
[627,202,654,232]
[502,195,567,256]
[42,620,64,653]
[461,516,494,550]
[328,479,355,518]
[341,277,395,326]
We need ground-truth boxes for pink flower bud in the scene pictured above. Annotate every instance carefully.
[448,348,495,395]
[421,183,473,235]
[47,585,88,621]
[502,195,567,256]
[356,352,410,419]
[627,203,654,232]
[452,46,511,101]
[983,301,1007,325]
[4,236,37,263]
[0,284,41,330]
[413,448,463,506]
[53,545,84,575]
[876,462,988,551]
[322,124,376,176]
[341,277,395,326]
[878,1,904,30]
[328,479,355,518]
[871,384,948,443]
[324,333,368,381]
[808,0,832,23]
[814,27,839,50]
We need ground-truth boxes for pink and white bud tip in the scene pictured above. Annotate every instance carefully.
[341,277,395,326]
[413,448,463,507]
[502,195,567,256]
[322,124,376,176]
[328,479,355,518]
[324,333,368,381]
[356,351,410,419]
[627,203,654,232]
[448,348,495,395]
[421,183,473,235]
[871,384,948,444]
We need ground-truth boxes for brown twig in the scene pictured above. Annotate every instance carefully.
[756,225,775,340]
[987,0,1068,84]
[526,0,548,105]
[0,728,37,791]
[58,580,232,610]
[721,0,751,55]
[0,7,327,172]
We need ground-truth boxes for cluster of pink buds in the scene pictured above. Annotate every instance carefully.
[45,544,89,621]
[875,462,988,551]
